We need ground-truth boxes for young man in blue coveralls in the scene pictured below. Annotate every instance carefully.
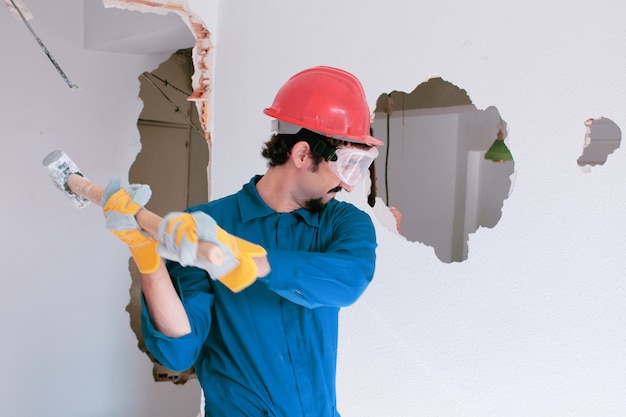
[102,66,384,416]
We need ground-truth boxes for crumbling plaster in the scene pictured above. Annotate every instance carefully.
[105,0,216,142]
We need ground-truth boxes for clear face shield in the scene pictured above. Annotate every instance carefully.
[327,145,379,186]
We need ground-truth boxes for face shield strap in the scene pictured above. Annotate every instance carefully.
[292,129,338,162]
[309,140,337,162]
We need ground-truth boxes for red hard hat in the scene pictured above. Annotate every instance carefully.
[263,66,384,146]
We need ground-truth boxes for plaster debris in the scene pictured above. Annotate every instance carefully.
[105,0,214,143]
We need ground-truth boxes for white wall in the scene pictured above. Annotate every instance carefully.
[2,0,626,416]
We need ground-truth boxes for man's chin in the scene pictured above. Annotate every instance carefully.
[304,198,327,213]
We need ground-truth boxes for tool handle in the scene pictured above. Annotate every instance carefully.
[66,173,225,266]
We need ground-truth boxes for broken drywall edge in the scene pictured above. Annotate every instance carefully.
[105,0,215,142]
[84,0,195,54]
[103,0,187,15]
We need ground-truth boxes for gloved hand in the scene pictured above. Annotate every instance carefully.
[102,178,160,274]
[157,211,267,292]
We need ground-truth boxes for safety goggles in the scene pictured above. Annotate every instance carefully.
[296,129,379,185]
[327,145,379,185]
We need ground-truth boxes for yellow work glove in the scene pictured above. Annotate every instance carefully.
[158,211,266,292]
[102,178,160,274]
[215,225,268,292]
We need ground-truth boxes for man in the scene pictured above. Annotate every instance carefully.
[103,66,383,416]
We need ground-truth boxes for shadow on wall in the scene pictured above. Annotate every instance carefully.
[371,77,515,263]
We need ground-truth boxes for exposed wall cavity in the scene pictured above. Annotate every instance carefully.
[577,117,622,172]
[371,77,514,263]
[127,49,209,386]
[104,0,212,392]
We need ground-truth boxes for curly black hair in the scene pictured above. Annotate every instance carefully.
[261,128,343,168]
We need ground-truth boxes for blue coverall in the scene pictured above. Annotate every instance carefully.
[141,176,377,416]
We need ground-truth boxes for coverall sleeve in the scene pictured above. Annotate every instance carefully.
[261,206,377,309]
[140,262,214,372]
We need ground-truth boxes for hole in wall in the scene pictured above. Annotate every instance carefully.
[577,117,622,172]
[101,1,213,412]
[129,48,209,216]
[126,48,209,386]
[371,77,514,263]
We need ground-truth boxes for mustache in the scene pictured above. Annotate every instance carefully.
[328,186,343,193]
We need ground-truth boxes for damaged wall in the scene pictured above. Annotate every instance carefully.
[202,1,626,416]
[2,0,626,416]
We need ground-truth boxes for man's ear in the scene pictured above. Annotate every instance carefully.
[291,141,310,168]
